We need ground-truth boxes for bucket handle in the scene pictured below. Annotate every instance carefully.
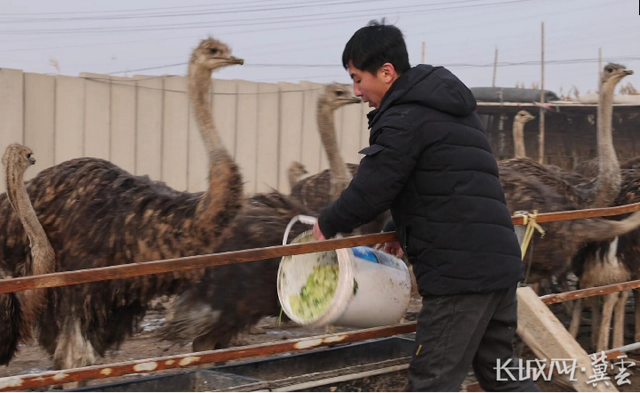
[283,215,317,245]
[282,215,344,246]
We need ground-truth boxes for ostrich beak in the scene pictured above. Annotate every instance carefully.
[228,56,244,65]
[339,97,361,104]
[29,156,36,165]
[624,70,634,76]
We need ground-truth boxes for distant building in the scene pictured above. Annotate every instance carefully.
[472,87,640,170]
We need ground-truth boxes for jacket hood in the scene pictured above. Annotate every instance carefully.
[369,64,477,125]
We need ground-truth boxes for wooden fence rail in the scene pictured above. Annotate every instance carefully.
[0,323,417,392]
[540,279,640,305]
[3,318,639,392]
[510,201,640,225]
[1,201,640,295]
[0,233,396,295]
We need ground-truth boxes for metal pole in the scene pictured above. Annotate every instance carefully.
[492,48,499,87]
[538,22,545,164]
[598,47,603,89]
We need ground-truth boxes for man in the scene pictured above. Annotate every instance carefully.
[312,21,539,392]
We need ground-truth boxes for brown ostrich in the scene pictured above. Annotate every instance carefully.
[622,157,640,171]
[498,64,634,292]
[500,64,633,210]
[160,88,389,351]
[508,109,584,191]
[569,82,640,351]
[290,83,361,209]
[569,169,640,351]
[160,192,312,351]
[290,84,390,235]
[512,110,535,159]
[0,37,244,372]
[498,166,640,287]
[574,156,640,180]
[564,66,638,352]
[0,145,55,364]
[4,145,56,328]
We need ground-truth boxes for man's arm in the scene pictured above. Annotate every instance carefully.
[317,115,418,238]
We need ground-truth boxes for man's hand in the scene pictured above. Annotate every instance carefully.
[313,221,326,241]
[376,241,404,258]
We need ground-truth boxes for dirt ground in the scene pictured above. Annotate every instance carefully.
[4,295,640,391]
[0,297,421,390]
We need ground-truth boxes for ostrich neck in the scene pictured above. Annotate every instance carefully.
[4,164,53,275]
[188,62,243,234]
[317,103,350,181]
[288,170,300,190]
[512,121,526,158]
[189,65,221,153]
[592,80,621,207]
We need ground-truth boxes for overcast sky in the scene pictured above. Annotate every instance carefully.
[1,0,638,95]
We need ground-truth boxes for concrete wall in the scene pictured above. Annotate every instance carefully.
[0,69,373,195]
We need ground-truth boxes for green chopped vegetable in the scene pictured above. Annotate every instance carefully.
[289,264,339,321]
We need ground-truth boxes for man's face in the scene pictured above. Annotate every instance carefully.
[348,60,398,109]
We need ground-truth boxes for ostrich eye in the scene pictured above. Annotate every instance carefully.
[209,48,219,55]
[335,91,344,96]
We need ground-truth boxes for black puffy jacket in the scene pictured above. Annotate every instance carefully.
[318,64,523,296]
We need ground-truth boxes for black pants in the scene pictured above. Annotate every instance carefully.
[406,284,540,392]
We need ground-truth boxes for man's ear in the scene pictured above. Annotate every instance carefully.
[380,62,398,84]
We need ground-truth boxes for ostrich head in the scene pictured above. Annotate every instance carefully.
[319,83,361,111]
[515,110,535,124]
[2,144,35,174]
[289,161,308,178]
[601,63,633,90]
[190,38,244,71]
[287,161,308,189]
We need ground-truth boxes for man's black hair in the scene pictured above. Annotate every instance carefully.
[342,19,411,75]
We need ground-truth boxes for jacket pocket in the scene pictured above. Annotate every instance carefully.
[355,144,386,184]
[358,144,385,156]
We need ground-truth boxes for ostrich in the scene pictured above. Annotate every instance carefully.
[574,156,640,180]
[508,109,583,190]
[569,169,640,351]
[498,64,633,292]
[509,109,574,296]
[290,83,361,209]
[564,66,637,351]
[621,157,640,171]
[313,84,360,202]
[500,64,633,210]
[512,110,535,159]
[498,166,640,287]
[287,161,308,190]
[0,145,55,364]
[160,87,392,350]
[160,192,312,351]
[0,37,244,371]
[290,84,390,235]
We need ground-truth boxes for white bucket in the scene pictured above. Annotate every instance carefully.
[277,230,412,328]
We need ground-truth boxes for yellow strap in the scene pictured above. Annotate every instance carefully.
[515,211,546,259]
